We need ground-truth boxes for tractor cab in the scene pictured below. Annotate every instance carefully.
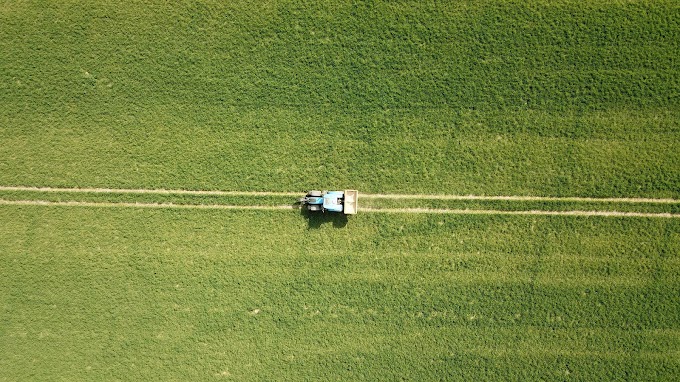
[322,191,344,213]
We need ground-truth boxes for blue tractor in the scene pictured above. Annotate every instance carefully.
[298,190,358,214]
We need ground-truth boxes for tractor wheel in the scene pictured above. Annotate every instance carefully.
[308,204,321,211]
[309,190,322,197]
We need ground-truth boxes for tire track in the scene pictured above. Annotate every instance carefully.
[361,207,680,219]
[0,199,297,211]
[1,185,678,204]
[361,193,680,204]
[0,185,299,197]
[1,199,678,219]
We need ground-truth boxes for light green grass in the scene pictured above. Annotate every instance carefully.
[1,0,679,196]
[1,0,679,380]
[1,206,679,380]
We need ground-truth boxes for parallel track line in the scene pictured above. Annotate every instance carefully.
[1,186,678,204]
[1,199,677,218]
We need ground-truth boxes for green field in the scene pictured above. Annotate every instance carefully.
[2,206,679,380]
[1,0,679,380]
[1,0,679,196]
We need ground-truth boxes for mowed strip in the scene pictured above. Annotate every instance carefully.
[1,186,679,204]
[1,199,678,219]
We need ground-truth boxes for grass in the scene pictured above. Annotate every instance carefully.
[1,0,679,380]
[1,206,679,380]
[0,0,679,196]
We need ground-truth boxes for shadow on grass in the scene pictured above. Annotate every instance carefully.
[297,205,348,229]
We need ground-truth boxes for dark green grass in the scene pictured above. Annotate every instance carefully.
[1,0,679,196]
[1,206,679,380]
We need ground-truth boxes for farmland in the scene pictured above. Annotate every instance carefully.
[1,0,679,196]
[1,0,679,381]
[2,205,679,380]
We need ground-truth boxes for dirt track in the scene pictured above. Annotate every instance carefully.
[361,207,680,219]
[361,193,680,204]
[0,199,297,211]
[1,186,678,204]
[1,199,678,219]
[0,186,299,197]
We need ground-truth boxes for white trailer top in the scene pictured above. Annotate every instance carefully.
[344,190,358,214]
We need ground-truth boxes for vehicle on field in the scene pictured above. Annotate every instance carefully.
[298,190,358,214]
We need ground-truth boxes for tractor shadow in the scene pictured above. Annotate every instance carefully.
[296,205,348,229]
